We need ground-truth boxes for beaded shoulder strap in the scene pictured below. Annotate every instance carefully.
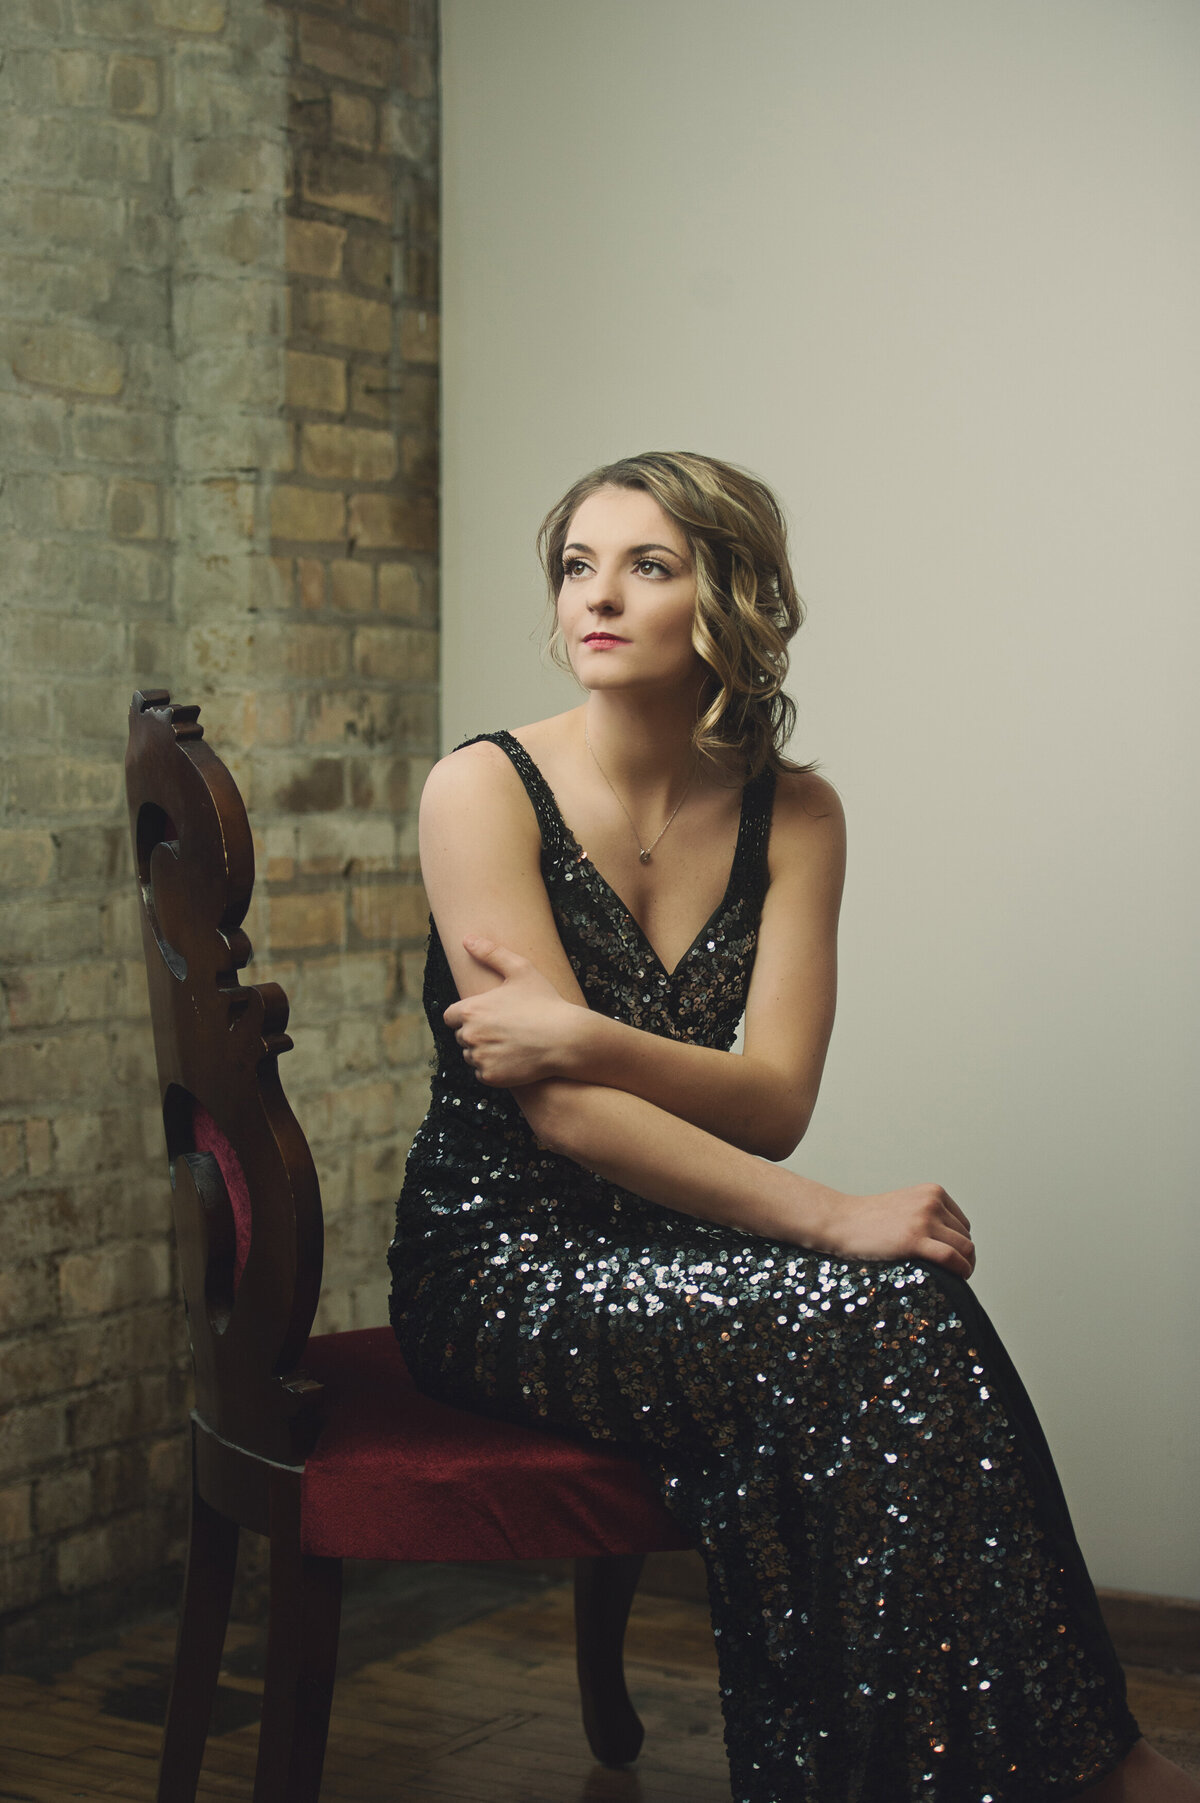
[453,730,570,857]
[733,765,777,912]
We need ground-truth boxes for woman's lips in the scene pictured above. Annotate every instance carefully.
[582,633,628,647]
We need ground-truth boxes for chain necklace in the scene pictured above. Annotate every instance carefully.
[584,724,696,864]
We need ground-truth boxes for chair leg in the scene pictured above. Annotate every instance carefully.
[157,1473,240,1803]
[253,1488,343,1803]
[574,1552,647,1767]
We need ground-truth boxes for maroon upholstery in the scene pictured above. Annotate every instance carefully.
[192,1101,252,1288]
[299,1327,691,1562]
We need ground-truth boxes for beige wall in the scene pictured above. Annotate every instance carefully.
[441,0,1200,1596]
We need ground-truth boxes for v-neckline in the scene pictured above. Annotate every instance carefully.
[499,730,752,984]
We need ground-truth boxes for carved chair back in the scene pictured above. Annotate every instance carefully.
[125,690,323,1467]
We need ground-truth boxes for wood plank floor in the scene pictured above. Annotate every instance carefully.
[1,1571,1197,1801]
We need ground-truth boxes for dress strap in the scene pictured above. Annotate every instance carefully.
[453,730,570,856]
[733,765,777,912]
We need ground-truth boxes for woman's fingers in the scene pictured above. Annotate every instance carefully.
[462,934,527,978]
[941,1193,971,1234]
[918,1235,974,1282]
[922,1220,976,1278]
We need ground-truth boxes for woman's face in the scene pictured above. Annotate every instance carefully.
[556,486,702,696]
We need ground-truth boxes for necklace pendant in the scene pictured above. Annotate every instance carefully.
[638,848,652,864]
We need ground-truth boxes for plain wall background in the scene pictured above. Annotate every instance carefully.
[440,0,1200,1596]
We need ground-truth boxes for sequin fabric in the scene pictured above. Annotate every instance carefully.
[389,730,1137,1802]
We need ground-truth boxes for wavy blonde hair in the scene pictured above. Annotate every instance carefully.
[537,451,813,778]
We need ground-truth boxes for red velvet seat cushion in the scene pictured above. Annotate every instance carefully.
[300,1327,691,1562]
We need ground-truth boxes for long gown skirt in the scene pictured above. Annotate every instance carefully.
[396,1203,1139,1803]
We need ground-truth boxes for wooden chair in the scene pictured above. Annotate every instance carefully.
[124,690,691,1803]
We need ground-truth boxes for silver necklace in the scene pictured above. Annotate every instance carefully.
[584,724,695,864]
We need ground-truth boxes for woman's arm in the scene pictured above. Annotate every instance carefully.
[445,771,845,1160]
[421,744,974,1279]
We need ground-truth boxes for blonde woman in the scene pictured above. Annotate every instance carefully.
[389,453,1187,1802]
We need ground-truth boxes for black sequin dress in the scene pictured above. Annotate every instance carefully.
[389,730,1138,1803]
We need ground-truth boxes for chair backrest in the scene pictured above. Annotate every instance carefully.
[125,690,325,1466]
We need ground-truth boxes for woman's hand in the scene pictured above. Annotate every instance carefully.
[810,1184,976,1280]
[444,936,586,1087]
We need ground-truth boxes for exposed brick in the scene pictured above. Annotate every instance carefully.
[56,1511,160,1595]
[382,97,434,163]
[149,0,227,29]
[286,350,347,414]
[108,478,161,539]
[26,1121,54,1179]
[0,1402,69,1479]
[286,218,345,280]
[352,624,437,683]
[0,900,105,965]
[0,1484,33,1547]
[0,392,66,461]
[52,48,108,105]
[301,423,397,482]
[177,134,283,198]
[58,1241,172,1319]
[0,829,57,887]
[348,361,391,421]
[400,308,438,364]
[300,147,392,226]
[382,1009,432,1066]
[12,325,125,398]
[298,557,326,611]
[397,42,435,100]
[0,0,439,1644]
[297,288,391,355]
[146,1434,186,1495]
[255,620,349,681]
[0,1126,25,1180]
[331,92,376,151]
[298,15,396,88]
[330,559,373,613]
[108,54,161,115]
[262,754,345,813]
[268,891,346,952]
[72,0,154,32]
[347,492,436,551]
[377,562,422,618]
[68,1372,171,1453]
[33,1468,93,1537]
[0,1547,50,1616]
[9,756,124,815]
[70,406,168,465]
[270,485,346,543]
[350,878,427,944]
[301,688,398,749]
[344,230,392,292]
[0,1264,58,1342]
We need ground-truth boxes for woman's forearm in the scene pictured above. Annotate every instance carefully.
[516,1076,838,1244]
[515,1077,977,1280]
[558,1010,812,1161]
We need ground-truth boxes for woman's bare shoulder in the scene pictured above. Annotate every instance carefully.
[419,735,525,822]
[420,712,577,823]
[768,769,846,874]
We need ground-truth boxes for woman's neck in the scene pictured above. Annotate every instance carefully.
[576,686,732,806]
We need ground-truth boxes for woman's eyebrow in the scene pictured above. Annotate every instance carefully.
[562,541,683,558]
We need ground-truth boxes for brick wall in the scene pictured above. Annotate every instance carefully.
[0,0,438,1662]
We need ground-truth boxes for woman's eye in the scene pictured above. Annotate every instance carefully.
[636,558,668,577]
[562,558,589,578]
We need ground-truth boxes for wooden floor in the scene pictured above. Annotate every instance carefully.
[1,1570,1198,1802]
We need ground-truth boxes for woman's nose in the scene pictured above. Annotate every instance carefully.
[586,577,622,614]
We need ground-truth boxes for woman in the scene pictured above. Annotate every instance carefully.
[389,453,1190,1801]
